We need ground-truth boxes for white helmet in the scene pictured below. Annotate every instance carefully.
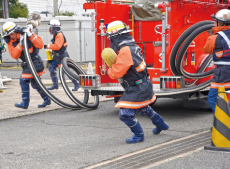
[211,9,230,24]
[106,21,132,37]
[2,21,17,37]
[48,19,61,27]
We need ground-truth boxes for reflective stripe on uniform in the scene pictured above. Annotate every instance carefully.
[215,51,223,58]
[218,31,230,48]
[213,61,230,65]
[28,47,33,53]
[115,94,156,109]
[21,69,45,79]
[135,60,146,73]
[17,44,23,51]
[30,35,36,42]
[210,82,230,89]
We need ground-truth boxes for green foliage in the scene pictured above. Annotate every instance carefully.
[0,0,28,18]
[10,2,28,18]
[56,11,75,16]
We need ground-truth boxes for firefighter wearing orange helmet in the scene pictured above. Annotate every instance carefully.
[2,21,51,109]
[106,21,169,143]
[204,9,230,115]
[44,19,79,91]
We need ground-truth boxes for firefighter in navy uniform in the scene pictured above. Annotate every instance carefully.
[44,19,79,91]
[204,9,230,115]
[3,21,51,109]
[106,21,169,143]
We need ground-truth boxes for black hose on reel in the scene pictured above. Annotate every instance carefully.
[169,20,215,76]
[156,21,215,96]
[175,24,215,79]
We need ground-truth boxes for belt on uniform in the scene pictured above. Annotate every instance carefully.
[123,76,147,87]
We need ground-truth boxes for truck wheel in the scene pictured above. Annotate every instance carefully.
[114,97,121,103]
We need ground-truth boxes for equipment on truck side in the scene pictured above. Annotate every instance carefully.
[63,0,230,109]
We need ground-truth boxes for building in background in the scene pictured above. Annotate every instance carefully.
[1,1,96,64]
[18,0,93,16]
[0,16,96,64]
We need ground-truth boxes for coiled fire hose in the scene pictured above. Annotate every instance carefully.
[157,20,215,96]
[60,57,99,109]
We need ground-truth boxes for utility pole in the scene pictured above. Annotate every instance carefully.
[53,0,58,16]
[2,0,10,19]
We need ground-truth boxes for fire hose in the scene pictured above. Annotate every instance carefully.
[60,57,99,109]
[23,26,99,109]
[157,20,215,96]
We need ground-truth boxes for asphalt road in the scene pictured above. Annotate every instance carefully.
[1,68,230,168]
[2,97,230,169]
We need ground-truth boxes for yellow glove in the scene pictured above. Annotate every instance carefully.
[101,48,117,68]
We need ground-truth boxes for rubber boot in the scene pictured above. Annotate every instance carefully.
[15,91,29,109]
[15,78,30,109]
[150,113,169,134]
[72,79,79,91]
[47,76,58,90]
[37,88,51,108]
[126,121,144,143]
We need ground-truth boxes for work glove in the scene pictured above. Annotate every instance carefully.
[27,20,40,29]
[26,24,33,31]
[44,44,47,49]
[19,35,24,46]
[23,24,33,37]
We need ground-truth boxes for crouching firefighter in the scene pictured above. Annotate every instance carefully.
[44,19,79,91]
[204,9,230,115]
[106,21,169,143]
[3,21,51,109]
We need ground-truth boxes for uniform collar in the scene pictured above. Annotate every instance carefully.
[212,26,230,33]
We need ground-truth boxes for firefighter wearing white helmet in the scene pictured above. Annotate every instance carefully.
[2,21,17,37]
[44,19,79,91]
[2,21,51,109]
[205,9,230,115]
[105,20,169,144]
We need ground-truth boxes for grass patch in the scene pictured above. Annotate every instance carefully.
[1,66,22,69]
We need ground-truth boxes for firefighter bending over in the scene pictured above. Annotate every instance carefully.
[44,19,79,91]
[204,9,230,115]
[106,21,169,143]
[3,21,51,109]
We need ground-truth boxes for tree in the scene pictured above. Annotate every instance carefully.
[0,0,28,18]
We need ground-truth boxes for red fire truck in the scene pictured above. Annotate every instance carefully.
[80,0,230,108]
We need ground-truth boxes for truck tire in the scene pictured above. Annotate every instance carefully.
[114,97,121,103]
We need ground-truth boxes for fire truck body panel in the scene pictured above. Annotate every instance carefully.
[82,0,230,102]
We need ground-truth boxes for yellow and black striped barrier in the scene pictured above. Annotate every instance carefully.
[204,86,230,151]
